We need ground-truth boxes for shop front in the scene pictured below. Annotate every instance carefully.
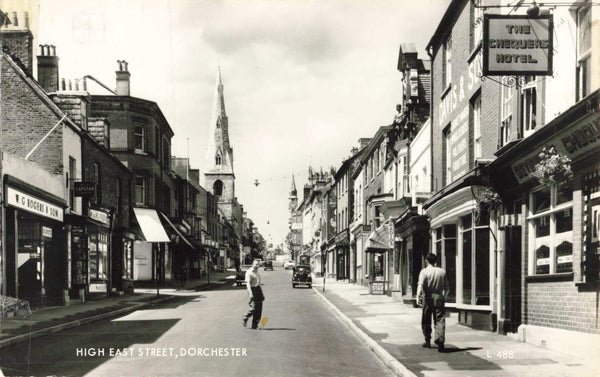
[159,212,198,283]
[364,222,393,293]
[425,181,495,331]
[335,231,349,280]
[4,181,67,307]
[395,212,429,305]
[489,90,600,349]
[132,207,170,283]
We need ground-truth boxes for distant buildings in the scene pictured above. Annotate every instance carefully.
[286,0,600,357]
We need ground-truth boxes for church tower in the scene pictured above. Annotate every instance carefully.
[204,68,236,219]
[288,175,298,213]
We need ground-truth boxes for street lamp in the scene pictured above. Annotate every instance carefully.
[526,1,540,17]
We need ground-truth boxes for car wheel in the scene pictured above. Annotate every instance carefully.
[292,284,296,288]
[308,285,312,289]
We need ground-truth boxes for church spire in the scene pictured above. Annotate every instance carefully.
[290,175,297,197]
[205,67,234,175]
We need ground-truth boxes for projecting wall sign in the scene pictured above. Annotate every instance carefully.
[483,14,553,76]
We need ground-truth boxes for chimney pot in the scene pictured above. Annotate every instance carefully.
[116,59,131,95]
[37,44,59,92]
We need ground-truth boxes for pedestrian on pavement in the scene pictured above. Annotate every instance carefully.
[242,259,265,329]
[416,253,450,352]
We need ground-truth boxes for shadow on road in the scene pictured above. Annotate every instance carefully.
[0,319,180,377]
[260,328,296,331]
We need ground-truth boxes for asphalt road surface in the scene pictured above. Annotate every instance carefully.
[0,268,395,377]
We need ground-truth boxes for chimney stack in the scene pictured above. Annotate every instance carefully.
[37,44,59,92]
[1,29,33,75]
[115,60,130,96]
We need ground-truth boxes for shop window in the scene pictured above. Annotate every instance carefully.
[89,232,109,280]
[520,76,537,138]
[435,225,456,303]
[577,4,592,100]
[461,214,490,305]
[528,183,573,275]
[584,174,600,283]
[134,126,145,152]
[123,239,133,280]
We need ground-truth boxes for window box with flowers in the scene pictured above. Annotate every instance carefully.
[527,147,574,276]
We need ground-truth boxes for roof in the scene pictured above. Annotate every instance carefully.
[359,126,393,165]
[90,94,175,138]
[425,0,468,53]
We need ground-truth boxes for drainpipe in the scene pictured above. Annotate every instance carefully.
[426,45,435,196]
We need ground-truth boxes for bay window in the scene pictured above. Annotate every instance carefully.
[435,225,456,303]
[460,213,490,305]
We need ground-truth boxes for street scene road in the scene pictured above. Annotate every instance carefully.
[0,268,393,377]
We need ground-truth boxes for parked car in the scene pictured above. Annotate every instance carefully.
[263,261,273,271]
[292,265,312,288]
[284,260,296,270]
[236,265,250,286]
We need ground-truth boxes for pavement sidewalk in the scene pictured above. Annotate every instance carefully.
[0,271,233,350]
[313,278,600,377]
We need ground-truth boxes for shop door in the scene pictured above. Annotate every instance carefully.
[505,226,522,332]
[337,253,345,280]
[18,243,42,305]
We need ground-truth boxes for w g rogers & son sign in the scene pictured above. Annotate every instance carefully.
[483,14,553,76]
[6,186,64,221]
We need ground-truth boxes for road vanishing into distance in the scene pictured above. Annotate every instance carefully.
[0,267,394,377]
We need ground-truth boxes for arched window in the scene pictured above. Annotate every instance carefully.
[215,153,222,165]
[213,180,223,196]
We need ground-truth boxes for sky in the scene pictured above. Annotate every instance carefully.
[35,0,450,247]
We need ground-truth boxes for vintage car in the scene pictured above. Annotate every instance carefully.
[263,261,273,271]
[292,265,312,288]
[236,265,250,286]
[283,260,296,270]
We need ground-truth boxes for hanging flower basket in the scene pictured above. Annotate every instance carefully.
[478,187,503,212]
[531,146,573,187]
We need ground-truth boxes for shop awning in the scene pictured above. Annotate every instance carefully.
[158,212,196,251]
[132,208,169,242]
[365,223,392,253]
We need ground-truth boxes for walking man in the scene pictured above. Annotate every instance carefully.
[416,253,450,352]
[242,260,265,329]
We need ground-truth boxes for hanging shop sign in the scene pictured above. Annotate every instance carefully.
[74,182,96,197]
[483,14,553,76]
[6,186,64,221]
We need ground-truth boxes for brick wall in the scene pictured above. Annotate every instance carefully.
[81,135,133,229]
[527,281,600,334]
[430,0,499,190]
[1,54,64,175]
